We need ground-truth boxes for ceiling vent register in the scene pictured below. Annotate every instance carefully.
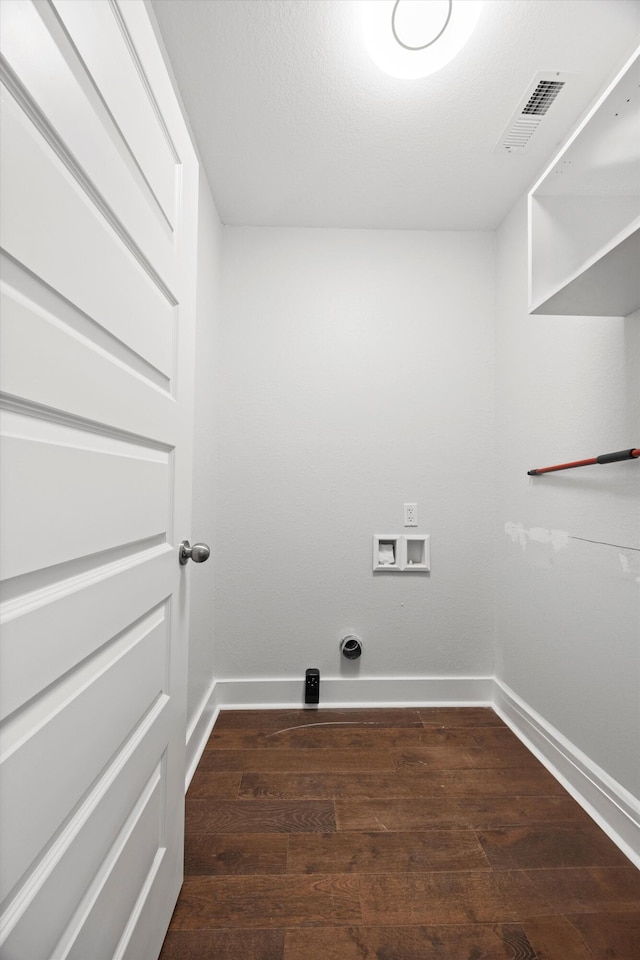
[495,72,567,154]
[523,79,565,115]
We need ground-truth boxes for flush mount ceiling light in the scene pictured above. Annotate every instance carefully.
[363,0,484,79]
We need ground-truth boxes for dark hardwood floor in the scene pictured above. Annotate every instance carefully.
[159,707,639,959]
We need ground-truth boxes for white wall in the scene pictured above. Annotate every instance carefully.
[494,198,640,799]
[212,227,496,690]
[186,170,223,732]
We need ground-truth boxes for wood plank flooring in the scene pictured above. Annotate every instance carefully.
[159,708,639,959]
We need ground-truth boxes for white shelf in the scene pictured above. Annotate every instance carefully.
[528,47,640,318]
[531,219,640,317]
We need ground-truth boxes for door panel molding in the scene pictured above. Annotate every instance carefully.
[0,85,176,376]
[0,698,170,957]
[0,252,171,392]
[51,0,179,225]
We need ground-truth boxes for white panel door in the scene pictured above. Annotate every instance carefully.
[0,2,199,958]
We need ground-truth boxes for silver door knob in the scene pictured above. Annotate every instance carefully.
[179,540,211,565]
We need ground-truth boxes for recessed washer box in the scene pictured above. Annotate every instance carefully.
[373,535,402,571]
[403,535,430,571]
[373,535,430,572]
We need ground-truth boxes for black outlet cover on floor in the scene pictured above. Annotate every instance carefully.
[305,668,320,704]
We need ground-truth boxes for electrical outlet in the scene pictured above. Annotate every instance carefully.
[305,668,320,705]
[404,503,418,527]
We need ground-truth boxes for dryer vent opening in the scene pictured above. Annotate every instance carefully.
[340,635,363,660]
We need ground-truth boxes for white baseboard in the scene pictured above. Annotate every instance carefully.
[494,679,640,869]
[185,677,221,790]
[213,674,494,709]
[183,674,492,788]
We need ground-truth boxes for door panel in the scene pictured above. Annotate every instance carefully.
[0,0,175,282]
[0,87,176,378]
[0,546,173,722]
[1,706,171,960]
[0,269,177,440]
[0,1,198,957]
[1,604,167,902]
[51,0,179,227]
[64,767,165,960]
[0,425,170,579]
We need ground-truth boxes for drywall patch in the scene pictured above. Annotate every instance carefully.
[531,527,570,551]
[505,522,569,552]
[619,552,640,583]
[505,525,639,579]
[504,521,528,550]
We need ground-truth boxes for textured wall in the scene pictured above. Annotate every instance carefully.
[494,198,640,797]
[212,226,496,683]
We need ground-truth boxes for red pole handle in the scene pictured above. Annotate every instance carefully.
[528,448,639,476]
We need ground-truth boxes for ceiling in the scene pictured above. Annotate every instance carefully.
[151,0,640,230]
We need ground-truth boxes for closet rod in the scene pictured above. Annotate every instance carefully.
[528,448,639,476]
